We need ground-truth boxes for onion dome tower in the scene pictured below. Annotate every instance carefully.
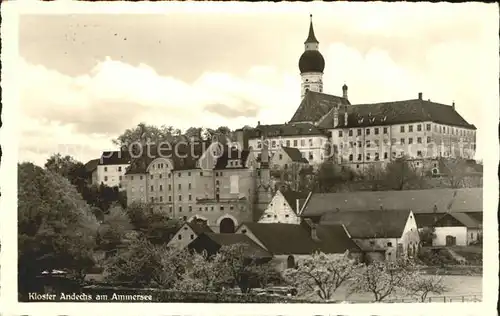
[299,14,325,99]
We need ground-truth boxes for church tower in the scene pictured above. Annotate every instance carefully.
[299,15,325,99]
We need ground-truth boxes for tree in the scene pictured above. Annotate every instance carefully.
[406,274,446,302]
[45,153,89,192]
[383,156,423,190]
[184,127,204,141]
[112,123,179,149]
[418,226,437,247]
[125,202,181,243]
[214,243,274,294]
[314,161,355,192]
[348,259,414,302]
[364,164,388,191]
[96,205,134,253]
[104,238,190,288]
[283,252,360,301]
[438,158,472,188]
[18,163,99,298]
[174,251,230,292]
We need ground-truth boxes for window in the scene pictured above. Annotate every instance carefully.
[178,173,181,177]
[286,140,290,147]
[374,140,379,147]
[189,206,192,212]
[383,127,388,134]
[387,242,392,247]
[384,152,388,159]
[409,125,413,132]
[339,131,343,137]
[417,124,422,132]
[179,206,182,212]
[169,206,173,213]
[366,140,370,148]
[140,175,143,180]
[366,128,371,135]
[257,141,262,149]
[160,196,163,202]
[131,176,134,180]
[150,185,154,191]
[300,139,305,146]
[349,154,353,161]
[150,175,153,180]
[374,127,379,135]
[417,150,422,157]
[375,153,379,161]
[349,141,354,148]
[308,152,314,160]
[400,126,405,133]
[168,173,171,178]
[220,206,224,211]
[151,197,154,203]
[118,166,122,171]
[104,176,108,181]
[357,154,362,161]
[409,138,413,144]
[188,194,192,201]
[219,172,223,176]
[159,174,162,179]
[119,176,122,181]
[293,140,298,147]
[178,234,182,240]
[358,141,362,148]
[308,139,313,146]
[168,196,172,202]
[357,129,362,136]
[104,167,108,172]
[159,185,163,191]
[168,184,172,191]
[366,153,371,161]
[271,140,276,148]
[178,195,182,201]
[279,154,283,160]
[216,180,220,186]
[230,205,234,210]
[178,184,181,190]
[400,138,405,145]
[348,129,353,136]
[427,136,431,143]
[285,214,289,218]
[417,137,422,144]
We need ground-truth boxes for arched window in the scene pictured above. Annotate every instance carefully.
[287,255,296,269]
[219,218,235,233]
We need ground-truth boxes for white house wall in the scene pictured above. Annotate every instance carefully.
[257,191,301,224]
[433,227,468,246]
[167,224,197,249]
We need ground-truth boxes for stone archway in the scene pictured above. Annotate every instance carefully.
[219,217,236,233]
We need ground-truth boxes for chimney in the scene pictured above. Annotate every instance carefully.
[418,92,422,100]
[452,101,455,110]
[257,121,261,126]
[333,107,339,128]
[344,111,348,126]
[303,218,320,242]
[342,84,348,99]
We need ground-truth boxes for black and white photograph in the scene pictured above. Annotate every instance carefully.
[1,1,498,315]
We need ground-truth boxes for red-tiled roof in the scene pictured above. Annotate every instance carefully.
[302,188,482,217]
[290,91,350,123]
[320,209,411,238]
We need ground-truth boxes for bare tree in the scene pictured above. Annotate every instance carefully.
[283,252,360,301]
[439,158,471,188]
[407,274,446,302]
[384,156,423,190]
[348,260,414,302]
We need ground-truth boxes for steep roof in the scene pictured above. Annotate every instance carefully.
[246,122,328,139]
[125,142,211,175]
[320,209,411,238]
[290,91,350,123]
[99,151,131,165]
[240,222,359,255]
[319,99,476,129]
[214,146,251,170]
[448,213,481,228]
[414,213,445,228]
[281,147,309,163]
[84,158,100,173]
[302,188,482,217]
[201,233,272,258]
[281,190,310,212]
[186,220,214,235]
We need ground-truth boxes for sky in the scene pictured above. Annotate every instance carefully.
[17,2,498,166]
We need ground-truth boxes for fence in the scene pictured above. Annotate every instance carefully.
[389,293,482,303]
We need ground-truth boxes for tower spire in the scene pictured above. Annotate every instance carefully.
[305,14,319,44]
